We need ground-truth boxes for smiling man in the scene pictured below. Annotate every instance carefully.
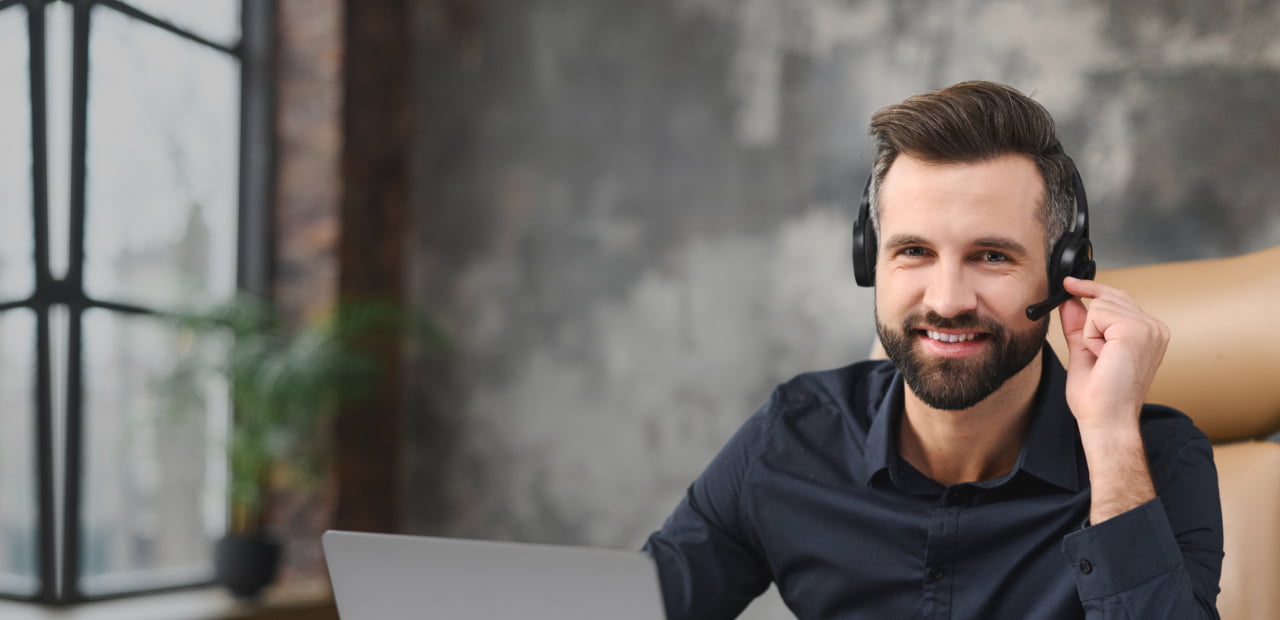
[643,82,1223,619]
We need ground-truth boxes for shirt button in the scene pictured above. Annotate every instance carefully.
[927,566,945,582]
[1078,559,1093,575]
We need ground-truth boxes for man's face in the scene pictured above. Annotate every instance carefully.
[874,154,1050,410]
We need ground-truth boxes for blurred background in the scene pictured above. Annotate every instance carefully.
[2,0,1278,614]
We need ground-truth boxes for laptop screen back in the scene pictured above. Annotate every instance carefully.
[323,530,666,620]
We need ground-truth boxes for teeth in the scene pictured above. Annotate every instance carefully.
[927,330,978,343]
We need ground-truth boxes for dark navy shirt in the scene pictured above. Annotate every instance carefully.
[643,347,1222,619]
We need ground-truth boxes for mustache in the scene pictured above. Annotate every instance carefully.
[903,311,1004,334]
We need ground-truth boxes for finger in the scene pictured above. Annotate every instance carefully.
[1079,296,1147,324]
[1058,296,1096,364]
[1062,277,1138,306]
[1064,277,1146,316]
[1079,297,1170,354]
[1061,276,1097,299]
[1062,276,1114,300]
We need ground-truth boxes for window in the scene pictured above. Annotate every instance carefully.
[0,0,269,603]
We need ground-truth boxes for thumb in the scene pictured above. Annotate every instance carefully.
[1058,296,1093,363]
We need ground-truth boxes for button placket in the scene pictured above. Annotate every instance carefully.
[921,507,961,619]
[941,485,971,507]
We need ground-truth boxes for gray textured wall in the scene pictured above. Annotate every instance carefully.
[401,0,1280,555]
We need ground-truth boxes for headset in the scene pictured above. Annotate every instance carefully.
[852,158,1096,322]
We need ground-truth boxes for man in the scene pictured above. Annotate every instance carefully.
[643,81,1223,619]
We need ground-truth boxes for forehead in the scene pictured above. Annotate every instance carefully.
[879,154,1045,244]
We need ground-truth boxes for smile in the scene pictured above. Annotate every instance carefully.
[923,330,982,343]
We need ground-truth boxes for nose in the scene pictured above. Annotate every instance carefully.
[923,260,978,318]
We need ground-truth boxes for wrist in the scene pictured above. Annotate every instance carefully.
[1072,403,1143,437]
[1079,427,1155,524]
[1076,414,1146,471]
[1077,421,1144,453]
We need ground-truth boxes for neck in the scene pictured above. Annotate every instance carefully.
[898,352,1043,486]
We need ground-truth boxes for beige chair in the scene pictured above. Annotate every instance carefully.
[1047,247,1280,620]
[873,246,1280,619]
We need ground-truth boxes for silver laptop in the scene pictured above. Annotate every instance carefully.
[322,530,667,619]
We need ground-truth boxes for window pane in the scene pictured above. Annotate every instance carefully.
[113,0,239,48]
[47,0,73,280]
[0,6,35,301]
[0,310,39,596]
[80,309,228,595]
[84,6,240,311]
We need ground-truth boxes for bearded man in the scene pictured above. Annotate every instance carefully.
[642,81,1222,619]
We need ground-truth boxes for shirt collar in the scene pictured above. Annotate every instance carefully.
[861,368,903,487]
[859,343,1081,492]
[1013,344,1082,492]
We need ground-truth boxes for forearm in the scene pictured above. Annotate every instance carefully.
[1078,418,1156,524]
[1064,427,1222,619]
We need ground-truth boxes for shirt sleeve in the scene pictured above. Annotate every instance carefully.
[641,396,776,620]
[1061,435,1223,619]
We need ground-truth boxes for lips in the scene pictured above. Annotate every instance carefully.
[915,329,991,357]
[899,312,1001,359]
[924,330,980,343]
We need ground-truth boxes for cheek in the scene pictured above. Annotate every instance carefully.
[873,276,921,319]
[989,275,1039,298]
[976,273,1046,319]
[874,266,930,299]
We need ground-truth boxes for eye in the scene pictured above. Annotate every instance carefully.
[979,250,1009,263]
[900,246,928,258]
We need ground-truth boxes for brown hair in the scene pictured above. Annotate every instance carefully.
[868,81,1076,253]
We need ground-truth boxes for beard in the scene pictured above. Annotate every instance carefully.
[876,308,1047,411]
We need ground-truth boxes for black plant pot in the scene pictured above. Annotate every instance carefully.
[214,534,283,599]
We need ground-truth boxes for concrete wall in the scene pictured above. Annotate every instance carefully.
[401,0,1280,558]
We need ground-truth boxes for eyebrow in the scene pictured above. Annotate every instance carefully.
[882,234,929,253]
[882,234,1031,258]
[972,237,1031,257]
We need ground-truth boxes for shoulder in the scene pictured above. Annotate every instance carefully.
[745,359,897,444]
[1139,404,1214,483]
[775,359,895,412]
[1139,404,1209,447]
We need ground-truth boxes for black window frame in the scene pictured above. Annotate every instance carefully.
[2,0,273,604]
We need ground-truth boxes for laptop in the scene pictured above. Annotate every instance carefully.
[322,530,667,619]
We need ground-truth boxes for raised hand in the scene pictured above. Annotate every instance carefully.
[1058,276,1169,523]
[1059,276,1171,432]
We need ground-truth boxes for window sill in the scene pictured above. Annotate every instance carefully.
[0,583,337,620]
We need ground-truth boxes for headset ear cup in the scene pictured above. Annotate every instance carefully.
[1046,237,1070,297]
[852,176,877,287]
[1047,238,1095,297]
[1073,239,1096,281]
[852,205,876,287]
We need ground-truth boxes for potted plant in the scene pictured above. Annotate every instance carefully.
[161,295,410,598]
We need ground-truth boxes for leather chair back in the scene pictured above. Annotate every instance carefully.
[1047,247,1280,620]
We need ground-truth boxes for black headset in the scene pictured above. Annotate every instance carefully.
[852,158,1096,321]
